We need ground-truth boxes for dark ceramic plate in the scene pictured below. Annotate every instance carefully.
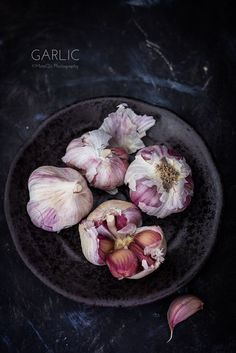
[4,97,222,306]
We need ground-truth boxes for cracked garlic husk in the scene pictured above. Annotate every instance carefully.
[62,129,129,194]
[79,200,167,279]
[167,295,204,342]
[99,103,156,154]
[27,166,93,232]
[125,145,194,218]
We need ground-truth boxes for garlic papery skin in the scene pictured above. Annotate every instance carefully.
[79,201,167,280]
[99,103,155,154]
[62,129,129,194]
[86,200,142,230]
[167,295,204,342]
[27,166,93,232]
[125,145,194,218]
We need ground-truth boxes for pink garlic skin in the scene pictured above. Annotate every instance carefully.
[62,130,129,194]
[167,295,204,342]
[125,145,194,218]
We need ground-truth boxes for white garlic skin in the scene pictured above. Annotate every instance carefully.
[27,166,93,232]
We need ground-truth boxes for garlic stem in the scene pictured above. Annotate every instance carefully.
[73,182,83,193]
[100,148,112,158]
[166,329,173,343]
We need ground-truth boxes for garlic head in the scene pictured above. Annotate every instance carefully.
[125,145,194,218]
[27,166,93,232]
[79,200,167,279]
[62,129,129,194]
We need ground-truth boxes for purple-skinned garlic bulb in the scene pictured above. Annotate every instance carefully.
[125,145,194,218]
[79,200,167,280]
[62,129,129,194]
[99,103,156,154]
[27,166,93,232]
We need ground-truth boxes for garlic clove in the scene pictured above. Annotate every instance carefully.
[27,166,93,232]
[121,206,143,228]
[117,223,137,236]
[167,295,204,342]
[134,229,162,248]
[62,129,129,194]
[128,225,167,280]
[106,249,138,279]
[97,235,114,262]
[99,103,155,154]
[125,145,194,218]
[79,221,105,265]
[129,242,155,266]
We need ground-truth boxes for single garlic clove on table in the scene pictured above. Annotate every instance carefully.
[99,103,156,154]
[27,166,93,232]
[125,145,194,218]
[78,200,167,280]
[62,129,129,194]
[167,295,204,342]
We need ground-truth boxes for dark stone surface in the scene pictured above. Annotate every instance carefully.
[0,0,235,352]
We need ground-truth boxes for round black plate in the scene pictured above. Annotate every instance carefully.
[4,97,222,306]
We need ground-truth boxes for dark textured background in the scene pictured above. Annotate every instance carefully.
[0,0,235,352]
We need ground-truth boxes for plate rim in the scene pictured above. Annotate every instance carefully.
[4,96,223,307]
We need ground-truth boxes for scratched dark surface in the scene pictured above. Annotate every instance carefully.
[0,1,236,353]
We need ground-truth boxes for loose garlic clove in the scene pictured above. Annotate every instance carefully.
[125,145,194,218]
[106,249,138,279]
[167,295,204,342]
[62,129,129,194]
[27,166,93,232]
[99,103,155,154]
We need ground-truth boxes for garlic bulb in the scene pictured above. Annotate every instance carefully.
[27,166,93,232]
[99,103,155,154]
[62,129,129,194]
[167,295,204,342]
[79,200,167,279]
[125,145,194,218]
